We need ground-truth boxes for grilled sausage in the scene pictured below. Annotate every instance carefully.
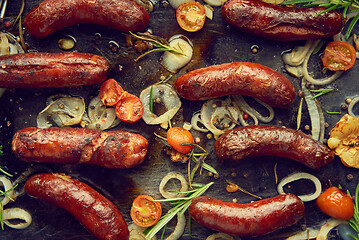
[173,62,296,108]
[222,0,345,41]
[215,125,334,169]
[189,194,305,237]
[24,0,150,38]
[25,173,129,240]
[0,52,110,88]
[12,127,148,169]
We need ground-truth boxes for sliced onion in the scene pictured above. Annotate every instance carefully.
[231,96,258,126]
[348,96,359,118]
[282,40,314,66]
[161,35,193,73]
[191,112,209,133]
[203,0,227,7]
[159,172,188,199]
[37,97,85,128]
[167,0,191,9]
[316,218,347,240]
[86,96,120,130]
[206,233,234,240]
[0,176,16,206]
[2,208,32,229]
[277,172,322,202]
[285,228,319,240]
[232,95,274,123]
[140,84,181,125]
[204,4,214,20]
[128,223,157,240]
[285,65,303,78]
[164,213,186,240]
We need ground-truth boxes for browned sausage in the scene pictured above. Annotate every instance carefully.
[222,0,345,41]
[25,173,129,240]
[173,62,296,108]
[24,0,150,38]
[215,125,334,169]
[189,194,305,237]
[12,127,148,169]
[0,52,110,88]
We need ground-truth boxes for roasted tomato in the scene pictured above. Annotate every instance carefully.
[316,186,354,220]
[167,127,194,154]
[99,79,124,106]
[115,92,144,123]
[130,195,162,227]
[322,41,356,71]
[176,1,206,32]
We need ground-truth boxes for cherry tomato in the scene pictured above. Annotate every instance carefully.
[176,1,206,32]
[322,41,356,71]
[130,195,162,227]
[316,186,354,220]
[167,127,194,154]
[115,92,144,123]
[99,79,124,106]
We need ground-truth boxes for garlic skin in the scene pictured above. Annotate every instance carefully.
[161,36,193,73]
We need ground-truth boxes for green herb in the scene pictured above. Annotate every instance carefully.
[149,86,154,113]
[326,110,341,114]
[145,182,214,239]
[282,0,359,38]
[0,202,3,230]
[129,32,186,62]
[348,183,359,239]
[0,184,17,230]
[310,88,334,99]
[297,97,304,130]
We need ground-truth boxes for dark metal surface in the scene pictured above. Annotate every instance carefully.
[0,0,358,239]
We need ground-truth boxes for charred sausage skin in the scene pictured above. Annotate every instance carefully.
[0,52,110,88]
[174,62,296,108]
[189,194,305,237]
[25,173,129,240]
[215,125,334,169]
[222,0,345,41]
[24,0,150,38]
[12,127,148,169]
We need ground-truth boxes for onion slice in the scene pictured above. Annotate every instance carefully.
[285,228,319,240]
[277,172,322,202]
[140,84,182,125]
[161,35,193,73]
[191,112,209,133]
[159,172,188,199]
[206,233,234,240]
[0,176,16,206]
[232,95,274,123]
[2,208,32,229]
[86,96,120,130]
[164,213,186,240]
[348,96,359,118]
[128,223,157,240]
[316,218,347,240]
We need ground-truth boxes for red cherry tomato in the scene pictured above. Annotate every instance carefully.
[115,92,144,123]
[176,1,206,32]
[316,186,354,220]
[322,41,356,71]
[98,79,124,106]
[130,195,162,227]
[167,127,194,154]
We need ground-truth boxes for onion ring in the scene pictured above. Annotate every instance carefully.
[86,96,120,130]
[277,172,322,202]
[0,176,16,206]
[348,96,359,118]
[206,233,235,240]
[2,208,32,229]
[140,84,182,125]
[164,213,186,240]
[159,172,188,199]
[191,112,209,133]
[232,95,274,123]
[285,228,319,240]
[316,218,347,240]
[128,223,157,240]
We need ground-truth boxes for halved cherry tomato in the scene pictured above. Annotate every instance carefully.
[176,1,206,32]
[99,79,124,106]
[130,195,162,227]
[167,127,194,154]
[316,186,354,220]
[115,92,144,123]
[322,41,356,71]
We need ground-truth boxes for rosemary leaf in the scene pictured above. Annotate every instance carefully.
[149,86,154,113]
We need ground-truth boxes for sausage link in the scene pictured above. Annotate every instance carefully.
[25,173,129,240]
[188,194,304,237]
[12,127,148,169]
[173,62,296,108]
[215,125,334,169]
[24,0,150,38]
[222,0,345,41]
[0,52,110,88]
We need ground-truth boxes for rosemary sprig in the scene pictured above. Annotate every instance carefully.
[0,202,3,230]
[348,183,359,239]
[149,86,154,113]
[282,0,359,38]
[326,110,341,114]
[145,182,214,239]
[129,32,186,62]
[310,88,334,99]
